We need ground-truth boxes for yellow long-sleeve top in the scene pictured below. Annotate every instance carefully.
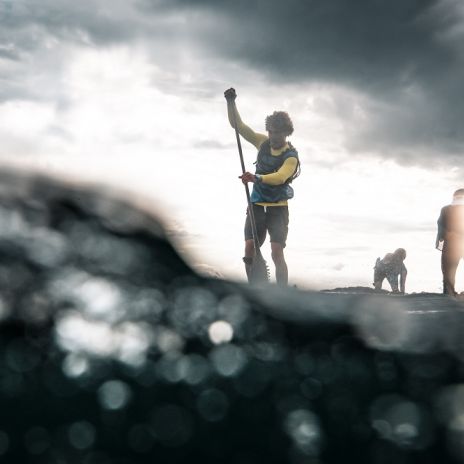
[228,104,298,206]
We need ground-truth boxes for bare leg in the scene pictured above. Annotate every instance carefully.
[442,244,460,296]
[271,242,288,285]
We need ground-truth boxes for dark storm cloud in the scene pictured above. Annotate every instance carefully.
[156,0,440,89]
[146,0,464,163]
[0,0,195,58]
[1,0,142,47]
[1,0,463,163]
[0,0,126,104]
[0,0,194,103]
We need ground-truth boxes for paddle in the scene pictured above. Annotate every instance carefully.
[228,90,269,284]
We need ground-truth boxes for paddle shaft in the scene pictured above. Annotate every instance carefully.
[230,104,262,254]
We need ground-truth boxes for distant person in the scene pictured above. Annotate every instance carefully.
[224,88,300,285]
[373,248,407,294]
[436,188,464,297]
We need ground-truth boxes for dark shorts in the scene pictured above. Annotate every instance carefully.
[244,205,289,248]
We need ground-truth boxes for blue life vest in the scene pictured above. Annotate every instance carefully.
[251,140,299,203]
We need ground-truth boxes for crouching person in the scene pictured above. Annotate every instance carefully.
[373,248,407,294]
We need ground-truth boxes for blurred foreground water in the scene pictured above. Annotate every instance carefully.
[1,170,464,463]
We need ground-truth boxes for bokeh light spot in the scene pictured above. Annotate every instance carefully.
[208,320,233,345]
[68,421,96,450]
[210,344,247,377]
[98,380,132,410]
[62,352,90,378]
[284,409,323,456]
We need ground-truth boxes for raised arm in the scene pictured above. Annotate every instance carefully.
[224,88,267,149]
[400,263,407,293]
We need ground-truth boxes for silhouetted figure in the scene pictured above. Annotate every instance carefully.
[224,88,300,285]
[373,248,407,293]
[437,188,464,296]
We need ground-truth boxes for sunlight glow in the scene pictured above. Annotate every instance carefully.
[0,47,458,292]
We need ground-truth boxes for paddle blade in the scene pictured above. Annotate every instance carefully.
[249,253,270,285]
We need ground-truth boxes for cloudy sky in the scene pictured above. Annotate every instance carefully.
[1,0,464,291]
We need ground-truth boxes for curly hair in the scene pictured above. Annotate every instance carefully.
[265,111,294,135]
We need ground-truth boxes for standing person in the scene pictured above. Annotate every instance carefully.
[436,189,464,296]
[373,248,408,293]
[224,88,300,285]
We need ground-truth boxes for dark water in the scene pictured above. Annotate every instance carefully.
[1,171,464,463]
